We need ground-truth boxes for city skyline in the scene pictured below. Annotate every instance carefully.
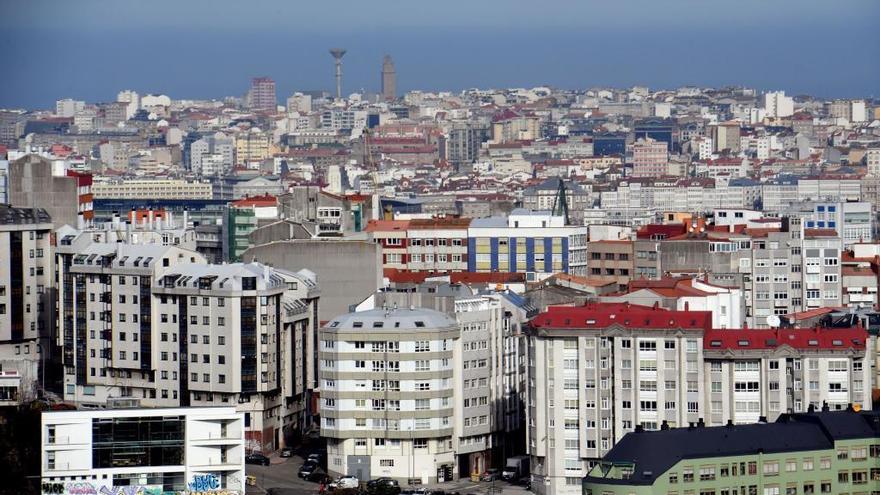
[2,0,879,108]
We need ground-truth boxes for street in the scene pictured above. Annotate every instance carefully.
[245,453,533,495]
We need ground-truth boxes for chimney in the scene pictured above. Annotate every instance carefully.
[156,213,163,231]
[183,207,189,228]
[126,220,132,239]
[821,401,830,412]
[634,424,644,433]
[111,211,120,229]
[726,419,734,428]
[77,212,85,230]
[697,418,705,428]
[807,403,816,413]
[148,208,154,230]
[758,416,767,423]
[660,420,669,430]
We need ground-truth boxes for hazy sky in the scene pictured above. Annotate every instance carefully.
[2,0,878,108]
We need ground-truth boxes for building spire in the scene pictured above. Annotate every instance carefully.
[551,177,570,225]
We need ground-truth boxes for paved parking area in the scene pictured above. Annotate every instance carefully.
[245,454,532,495]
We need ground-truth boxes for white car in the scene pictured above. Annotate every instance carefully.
[331,476,359,489]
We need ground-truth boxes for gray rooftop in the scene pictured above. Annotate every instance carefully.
[326,307,456,331]
[0,205,52,226]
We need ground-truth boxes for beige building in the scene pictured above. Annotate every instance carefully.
[91,179,213,200]
[235,128,272,164]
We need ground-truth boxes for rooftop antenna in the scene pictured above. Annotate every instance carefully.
[329,48,347,100]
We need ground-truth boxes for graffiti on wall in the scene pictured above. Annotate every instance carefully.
[41,483,162,495]
[40,481,240,495]
[188,475,219,492]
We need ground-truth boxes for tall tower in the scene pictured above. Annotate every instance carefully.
[249,77,276,112]
[381,55,396,101]
[329,48,347,100]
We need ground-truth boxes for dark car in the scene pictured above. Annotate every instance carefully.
[245,452,270,466]
[280,447,293,458]
[367,477,401,494]
[298,461,326,481]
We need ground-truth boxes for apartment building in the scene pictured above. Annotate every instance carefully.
[0,205,54,405]
[370,285,535,479]
[41,406,245,494]
[584,409,880,495]
[526,303,711,495]
[630,137,668,178]
[92,179,213,200]
[468,209,588,277]
[524,303,872,495]
[319,307,459,484]
[585,240,634,292]
[406,218,470,273]
[235,128,272,165]
[703,327,872,425]
[55,240,319,453]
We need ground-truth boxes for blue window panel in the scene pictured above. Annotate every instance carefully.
[467,237,476,271]
[509,237,517,273]
[828,206,836,212]
[544,237,553,273]
[807,221,815,228]
[490,237,499,272]
[828,221,836,228]
[818,221,825,228]
[817,206,825,212]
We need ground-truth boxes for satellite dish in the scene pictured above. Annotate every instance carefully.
[766,315,781,328]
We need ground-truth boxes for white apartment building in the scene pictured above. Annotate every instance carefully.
[526,303,709,495]
[319,308,459,484]
[0,206,54,405]
[524,303,873,495]
[763,91,794,119]
[41,406,245,494]
[702,328,874,424]
[55,240,319,454]
[365,284,533,481]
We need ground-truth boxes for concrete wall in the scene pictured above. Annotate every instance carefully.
[9,156,78,229]
[243,240,382,322]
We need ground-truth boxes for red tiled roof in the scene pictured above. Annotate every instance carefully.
[785,307,839,321]
[230,194,277,207]
[704,327,867,351]
[365,220,410,232]
[636,224,687,240]
[450,272,525,284]
[530,302,712,330]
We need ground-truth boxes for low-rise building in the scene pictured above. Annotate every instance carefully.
[583,409,880,495]
[41,406,245,494]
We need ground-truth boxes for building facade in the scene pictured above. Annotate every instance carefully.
[583,409,880,495]
[41,406,246,494]
[319,308,459,484]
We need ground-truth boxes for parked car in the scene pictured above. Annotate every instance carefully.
[245,452,270,466]
[307,453,322,463]
[367,477,401,494]
[298,461,327,481]
[280,447,293,458]
[330,475,359,489]
[480,468,501,482]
